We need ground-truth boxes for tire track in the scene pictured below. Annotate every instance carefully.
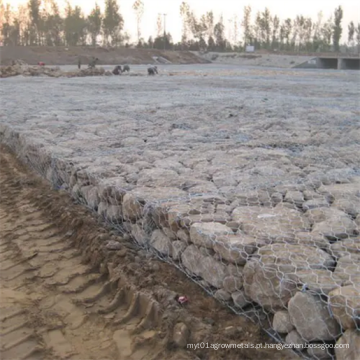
[0,150,167,360]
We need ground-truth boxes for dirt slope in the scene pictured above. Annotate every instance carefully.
[0,46,208,66]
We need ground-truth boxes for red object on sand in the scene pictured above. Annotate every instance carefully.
[38,62,45,66]
[177,296,189,305]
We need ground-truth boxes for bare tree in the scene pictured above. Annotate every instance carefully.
[156,13,162,37]
[332,5,343,52]
[241,5,252,47]
[132,0,144,45]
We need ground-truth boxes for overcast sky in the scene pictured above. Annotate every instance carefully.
[8,0,360,43]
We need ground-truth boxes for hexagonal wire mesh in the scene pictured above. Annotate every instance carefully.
[1,91,359,360]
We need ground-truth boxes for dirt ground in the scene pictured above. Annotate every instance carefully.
[0,145,299,360]
[0,46,209,66]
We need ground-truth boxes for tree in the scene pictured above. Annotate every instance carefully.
[214,15,226,51]
[355,23,360,53]
[132,0,144,45]
[208,35,215,51]
[321,16,333,51]
[27,0,41,44]
[261,7,272,48]
[103,0,124,46]
[242,5,252,47]
[271,15,280,49]
[333,5,343,52]
[156,13,162,37]
[348,21,355,45]
[153,31,172,50]
[42,0,63,46]
[64,3,87,46]
[312,11,323,51]
[88,2,102,46]
[180,1,189,46]
[205,11,214,40]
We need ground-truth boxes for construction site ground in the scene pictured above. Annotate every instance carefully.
[0,145,296,360]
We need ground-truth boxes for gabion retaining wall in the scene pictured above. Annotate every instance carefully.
[1,124,359,360]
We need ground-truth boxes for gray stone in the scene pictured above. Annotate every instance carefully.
[271,192,283,205]
[137,168,183,187]
[243,244,335,311]
[302,199,330,211]
[85,186,100,209]
[328,285,360,330]
[181,245,227,288]
[232,190,272,206]
[71,183,81,198]
[231,290,251,308]
[123,187,186,221]
[329,238,360,259]
[335,329,360,360]
[284,191,304,207]
[334,254,360,283]
[311,208,358,240]
[213,234,262,265]
[171,241,187,261]
[332,197,360,217]
[122,193,143,221]
[97,202,107,217]
[222,275,243,293]
[288,292,341,341]
[289,270,342,295]
[176,229,190,243]
[150,230,172,256]
[199,246,214,257]
[356,215,360,227]
[307,347,333,359]
[232,204,311,243]
[190,222,233,249]
[214,289,231,301]
[292,232,330,249]
[180,213,231,227]
[106,205,122,222]
[318,183,360,200]
[274,184,307,196]
[225,221,241,232]
[303,190,325,201]
[272,311,294,333]
[130,224,148,246]
[285,330,307,347]
[162,227,177,240]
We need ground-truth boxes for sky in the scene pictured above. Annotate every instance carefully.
[7,0,360,43]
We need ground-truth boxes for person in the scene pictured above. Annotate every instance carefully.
[88,57,99,69]
[122,64,130,72]
[147,66,158,75]
[112,65,122,75]
[78,57,81,70]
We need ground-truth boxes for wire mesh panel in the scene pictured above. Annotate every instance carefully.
[1,68,359,360]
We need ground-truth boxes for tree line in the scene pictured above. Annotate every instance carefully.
[1,0,360,53]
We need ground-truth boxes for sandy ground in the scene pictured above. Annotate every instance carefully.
[0,145,298,360]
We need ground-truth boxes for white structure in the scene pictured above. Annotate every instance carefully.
[246,45,255,53]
